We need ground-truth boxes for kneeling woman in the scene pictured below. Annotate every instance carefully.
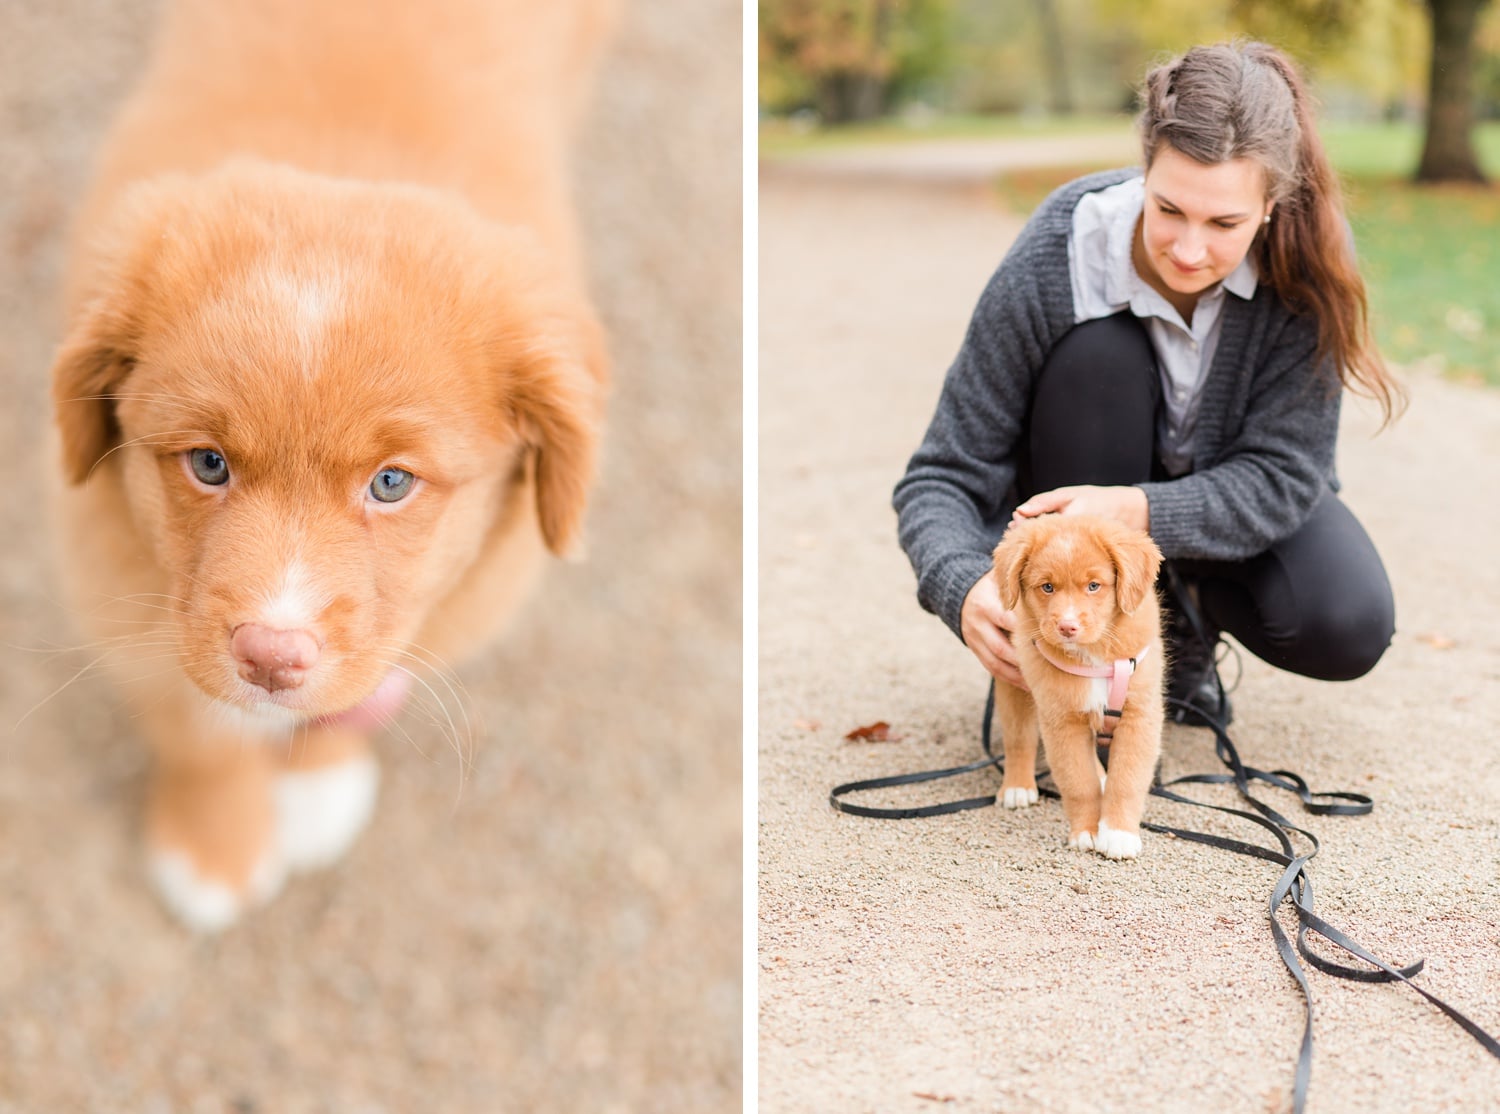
[893,41,1403,721]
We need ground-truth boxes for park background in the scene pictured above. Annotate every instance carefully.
[761,0,1500,385]
[758,3,1500,1112]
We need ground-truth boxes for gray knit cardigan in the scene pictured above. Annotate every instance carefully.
[892,168,1342,640]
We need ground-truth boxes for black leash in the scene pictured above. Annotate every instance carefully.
[829,684,1050,819]
[829,687,1500,1111]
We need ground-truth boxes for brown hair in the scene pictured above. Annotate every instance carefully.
[1139,41,1405,424]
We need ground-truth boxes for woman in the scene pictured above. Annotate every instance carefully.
[892,41,1403,722]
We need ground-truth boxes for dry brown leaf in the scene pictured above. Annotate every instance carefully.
[844,720,892,742]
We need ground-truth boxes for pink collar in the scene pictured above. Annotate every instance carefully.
[1031,640,1152,742]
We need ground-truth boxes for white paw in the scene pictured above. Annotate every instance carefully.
[1093,820,1142,860]
[1002,786,1039,810]
[274,754,380,874]
[1068,829,1096,852]
[147,847,285,934]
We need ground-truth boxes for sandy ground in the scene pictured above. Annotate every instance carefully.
[757,151,1500,1113]
[0,2,740,1112]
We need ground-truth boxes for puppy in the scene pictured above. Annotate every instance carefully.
[47,0,615,930]
[989,515,1164,860]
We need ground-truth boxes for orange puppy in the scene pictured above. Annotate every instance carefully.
[990,515,1165,859]
[47,0,616,930]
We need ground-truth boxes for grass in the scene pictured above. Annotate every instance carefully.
[773,115,1500,385]
[1344,171,1500,386]
[1323,123,1500,386]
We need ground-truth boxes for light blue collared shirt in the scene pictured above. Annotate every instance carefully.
[1067,176,1259,477]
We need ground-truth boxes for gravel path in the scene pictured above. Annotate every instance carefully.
[0,2,740,1111]
[758,152,1500,1113]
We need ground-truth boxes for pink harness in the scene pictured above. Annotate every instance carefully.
[1031,640,1152,743]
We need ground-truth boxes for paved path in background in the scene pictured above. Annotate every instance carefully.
[758,140,1500,1114]
[770,131,1139,183]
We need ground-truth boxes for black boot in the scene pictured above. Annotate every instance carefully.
[1162,575,1232,728]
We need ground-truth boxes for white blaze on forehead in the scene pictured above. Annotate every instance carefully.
[260,267,343,377]
[258,560,327,630]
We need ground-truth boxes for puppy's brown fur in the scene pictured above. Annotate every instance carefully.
[49,0,616,928]
[990,515,1165,859]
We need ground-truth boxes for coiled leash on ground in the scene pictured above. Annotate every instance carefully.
[830,621,1500,1112]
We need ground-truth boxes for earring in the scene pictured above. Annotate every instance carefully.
[1264,215,1272,224]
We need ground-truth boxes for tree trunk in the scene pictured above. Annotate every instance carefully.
[1033,0,1073,114]
[817,71,888,123]
[1415,0,1491,183]
[815,0,896,124]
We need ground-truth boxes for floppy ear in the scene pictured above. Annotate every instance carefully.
[50,293,138,485]
[1108,529,1163,615]
[990,523,1033,611]
[505,308,608,557]
[49,177,185,485]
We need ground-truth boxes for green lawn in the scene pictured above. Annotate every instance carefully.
[1328,123,1500,385]
[763,116,1500,384]
[1345,176,1500,386]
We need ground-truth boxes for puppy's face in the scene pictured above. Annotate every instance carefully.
[52,165,604,719]
[992,515,1161,651]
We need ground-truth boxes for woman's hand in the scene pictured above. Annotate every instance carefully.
[961,574,1028,690]
[1013,484,1149,532]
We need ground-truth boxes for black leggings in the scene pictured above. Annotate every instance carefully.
[1022,312,1395,682]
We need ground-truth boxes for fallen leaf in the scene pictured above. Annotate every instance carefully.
[844,720,892,742]
[1416,632,1457,650]
[792,717,821,732]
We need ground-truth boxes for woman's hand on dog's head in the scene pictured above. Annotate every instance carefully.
[1013,484,1149,533]
[962,574,1029,691]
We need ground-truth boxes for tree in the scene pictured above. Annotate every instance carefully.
[1229,0,1359,61]
[1416,0,1493,183]
[759,0,951,122]
[1033,0,1074,113]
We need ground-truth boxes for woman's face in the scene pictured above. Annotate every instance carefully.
[1138,145,1273,302]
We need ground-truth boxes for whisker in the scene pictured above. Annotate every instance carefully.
[86,430,215,481]
[59,391,200,405]
[15,649,125,729]
[7,631,158,656]
[375,700,435,765]
[385,661,472,807]
[391,642,477,757]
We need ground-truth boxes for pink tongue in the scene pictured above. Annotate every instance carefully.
[316,670,412,730]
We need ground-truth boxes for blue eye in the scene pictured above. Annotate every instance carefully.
[370,466,415,503]
[1040,583,1054,595]
[189,448,229,486]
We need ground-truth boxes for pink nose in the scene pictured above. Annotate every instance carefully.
[1057,617,1080,639]
[231,623,321,692]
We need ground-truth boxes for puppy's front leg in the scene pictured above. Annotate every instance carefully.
[138,691,286,932]
[274,723,381,874]
[993,681,1041,809]
[1038,711,1103,850]
[1094,701,1164,860]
